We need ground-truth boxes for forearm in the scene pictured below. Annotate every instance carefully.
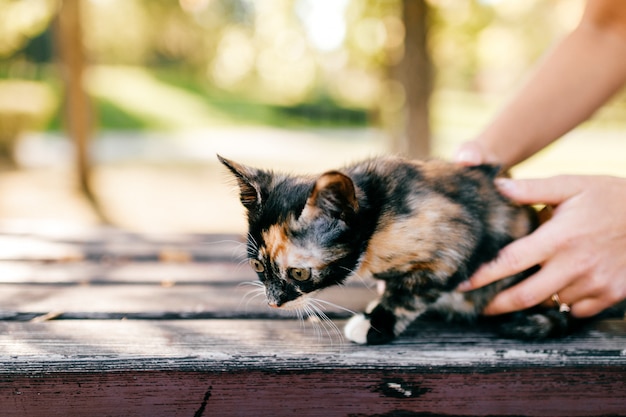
[475,1,626,168]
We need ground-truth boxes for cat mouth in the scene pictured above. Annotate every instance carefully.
[268,298,305,310]
[268,292,319,311]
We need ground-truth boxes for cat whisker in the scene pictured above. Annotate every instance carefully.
[237,281,266,311]
[246,232,260,253]
[305,304,326,342]
[308,298,356,316]
[233,251,248,263]
[202,238,245,251]
[302,305,324,342]
[237,280,264,289]
[219,244,249,264]
[201,239,244,247]
[236,257,252,270]
[339,266,377,294]
[295,307,306,330]
[198,238,248,262]
[239,285,264,299]
[305,300,344,344]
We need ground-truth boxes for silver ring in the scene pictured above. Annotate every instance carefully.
[551,293,571,313]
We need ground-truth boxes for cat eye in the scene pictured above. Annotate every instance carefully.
[249,259,265,273]
[288,267,311,281]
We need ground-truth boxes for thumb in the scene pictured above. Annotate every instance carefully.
[495,176,585,206]
[454,142,486,166]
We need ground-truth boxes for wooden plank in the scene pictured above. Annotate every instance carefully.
[0,283,375,317]
[1,319,625,369]
[0,228,243,246]
[0,261,376,289]
[0,261,257,284]
[1,226,624,416]
[1,367,624,417]
[0,320,624,417]
[0,233,246,262]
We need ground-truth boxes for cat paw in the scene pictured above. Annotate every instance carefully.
[498,310,570,340]
[344,311,397,345]
[344,314,370,344]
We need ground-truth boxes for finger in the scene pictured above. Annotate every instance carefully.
[553,274,600,308]
[495,176,587,206]
[569,297,612,318]
[454,142,485,166]
[557,274,622,318]
[459,223,557,291]
[482,260,572,315]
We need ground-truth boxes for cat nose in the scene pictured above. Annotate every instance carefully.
[268,301,280,308]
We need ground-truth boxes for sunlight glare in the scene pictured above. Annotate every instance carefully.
[296,0,349,52]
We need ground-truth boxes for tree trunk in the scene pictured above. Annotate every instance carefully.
[391,0,432,159]
[53,0,94,198]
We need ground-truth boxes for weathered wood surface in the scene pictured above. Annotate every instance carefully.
[0,225,625,417]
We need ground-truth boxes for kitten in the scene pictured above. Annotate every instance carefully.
[219,154,579,345]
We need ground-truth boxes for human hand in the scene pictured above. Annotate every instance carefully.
[458,175,626,318]
[453,140,502,167]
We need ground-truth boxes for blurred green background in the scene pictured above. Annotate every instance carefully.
[0,0,625,233]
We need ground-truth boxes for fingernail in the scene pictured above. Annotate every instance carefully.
[456,280,472,292]
[494,178,514,191]
[454,148,481,166]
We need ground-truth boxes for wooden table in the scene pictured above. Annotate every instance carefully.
[1,225,624,416]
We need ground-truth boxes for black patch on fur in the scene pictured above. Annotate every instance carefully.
[366,305,397,345]
[497,308,573,340]
[256,178,312,226]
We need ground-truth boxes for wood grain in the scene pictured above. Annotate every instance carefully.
[0,261,254,284]
[3,367,625,417]
[1,320,625,417]
[0,283,374,318]
[0,226,625,416]
[0,232,246,262]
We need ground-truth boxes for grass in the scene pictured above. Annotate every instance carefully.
[43,65,370,132]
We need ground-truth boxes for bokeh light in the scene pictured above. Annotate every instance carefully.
[1,0,624,233]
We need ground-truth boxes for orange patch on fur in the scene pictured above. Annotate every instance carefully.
[357,192,470,281]
[262,224,289,261]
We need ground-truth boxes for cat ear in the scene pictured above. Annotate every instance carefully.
[217,155,264,210]
[301,171,358,221]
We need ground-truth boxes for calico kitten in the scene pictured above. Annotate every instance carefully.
[219,154,578,345]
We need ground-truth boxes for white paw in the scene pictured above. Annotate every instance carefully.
[344,314,371,344]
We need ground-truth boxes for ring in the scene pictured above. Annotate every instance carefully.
[551,293,571,313]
